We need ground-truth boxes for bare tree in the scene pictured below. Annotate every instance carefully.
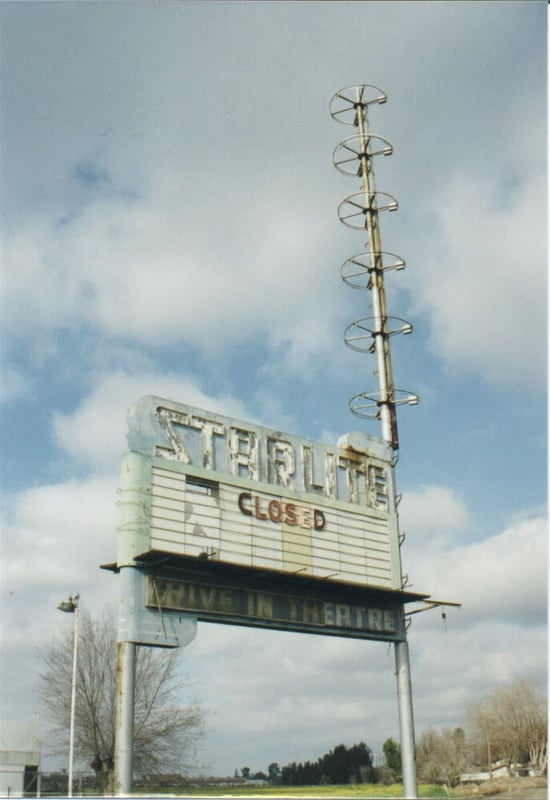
[467,678,547,772]
[416,727,466,786]
[39,609,204,788]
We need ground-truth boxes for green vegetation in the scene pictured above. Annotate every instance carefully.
[135,784,448,797]
[281,742,374,785]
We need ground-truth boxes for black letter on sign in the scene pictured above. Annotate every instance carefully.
[314,510,326,531]
[238,492,252,516]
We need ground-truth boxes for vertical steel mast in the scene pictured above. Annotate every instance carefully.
[331,84,419,798]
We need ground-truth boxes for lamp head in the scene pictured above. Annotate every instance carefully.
[57,594,79,613]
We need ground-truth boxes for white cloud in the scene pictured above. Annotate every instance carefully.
[406,169,546,389]
[407,514,547,624]
[400,485,470,539]
[51,370,253,472]
[1,476,117,587]
[2,2,545,395]
[0,475,118,652]
[6,125,544,393]
[416,620,546,692]
[2,176,345,378]
[409,619,547,735]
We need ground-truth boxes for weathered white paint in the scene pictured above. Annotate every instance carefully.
[122,455,402,589]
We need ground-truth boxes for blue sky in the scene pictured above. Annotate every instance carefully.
[0,0,547,778]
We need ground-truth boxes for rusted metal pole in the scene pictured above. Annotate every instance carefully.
[346,85,419,799]
[354,85,398,449]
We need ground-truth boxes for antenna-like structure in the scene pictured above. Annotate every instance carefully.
[331,85,420,798]
[330,85,418,450]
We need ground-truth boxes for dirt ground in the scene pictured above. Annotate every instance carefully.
[453,776,547,799]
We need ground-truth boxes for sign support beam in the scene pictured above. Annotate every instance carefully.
[395,639,417,798]
[113,562,139,796]
[114,637,136,795]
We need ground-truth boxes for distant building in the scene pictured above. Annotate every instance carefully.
[0,721,42,797]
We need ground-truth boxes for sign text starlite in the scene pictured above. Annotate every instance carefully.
[148,404,392,509]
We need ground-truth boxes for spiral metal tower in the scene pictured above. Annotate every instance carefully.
[330,84,418,451]
[331,84,419,798]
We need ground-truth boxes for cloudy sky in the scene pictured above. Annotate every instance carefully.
[0,0,547,779]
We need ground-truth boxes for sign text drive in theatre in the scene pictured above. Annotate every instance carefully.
[117,396,424,641]
[146,574,401,639]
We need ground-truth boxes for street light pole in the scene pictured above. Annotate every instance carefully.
[57,594,80,798]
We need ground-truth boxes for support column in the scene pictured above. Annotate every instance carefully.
[113,560,140,795]
[394,636,418,799]
[114,639,136,795]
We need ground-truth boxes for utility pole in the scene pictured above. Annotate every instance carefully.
[331,84,419,799]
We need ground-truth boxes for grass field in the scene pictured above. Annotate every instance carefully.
[133,776,548,799]
[135,784,449,798]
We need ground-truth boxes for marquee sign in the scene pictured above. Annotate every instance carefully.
[145,572,406,641]
[118,396,404,593]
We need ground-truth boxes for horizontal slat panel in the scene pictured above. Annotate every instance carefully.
[148,466,395,588]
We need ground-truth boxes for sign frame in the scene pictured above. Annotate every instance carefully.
[137,557,426,643]
[119,396,406,594]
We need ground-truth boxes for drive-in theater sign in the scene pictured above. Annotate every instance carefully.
[113,395,426,645]
[109,84,446,798]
